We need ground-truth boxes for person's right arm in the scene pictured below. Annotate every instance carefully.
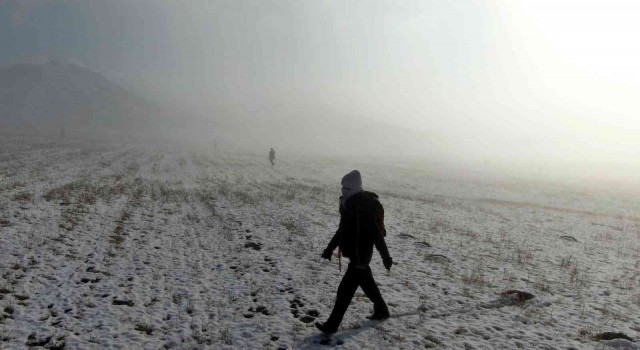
[322,230,340,260]
[321,200,346,260]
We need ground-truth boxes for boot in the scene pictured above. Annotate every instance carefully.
[315,321,338,334]
[365,309,390,320]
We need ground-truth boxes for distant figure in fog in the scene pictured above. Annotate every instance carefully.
[269,147,276,166]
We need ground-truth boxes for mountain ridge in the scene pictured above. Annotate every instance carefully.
[0,61,184,135]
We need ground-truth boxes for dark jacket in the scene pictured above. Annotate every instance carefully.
[324,191,392,267]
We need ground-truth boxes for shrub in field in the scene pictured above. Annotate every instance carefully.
[11,182,25,189]
[516,248,534,265]
[231,189,256,205]
[281,218,305,241]
[222,226,234,241]
[112,225,125,245]
[44,176,126,206]
[59,207,84,230]
[134,323,153,335]
[12,191,33,202]
[595,232,614,243]
[462,270,486,287]
[429,218,450,234]
[145,179,190,203]
[532,275,552,293]
[77,191,96,205]
[219,327,232,345]
[196,189,216,214]
[218,181,232,198]
[44,188,66,203]
[0,327,12,342]
[610,271,638,290]
[565,262,591,289]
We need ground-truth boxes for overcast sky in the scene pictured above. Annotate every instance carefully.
[2,0,640,177]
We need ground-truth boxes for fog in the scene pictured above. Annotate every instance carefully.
[2,0,640,186]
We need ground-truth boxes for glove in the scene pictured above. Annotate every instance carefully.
[321,250,332,261]
[383,257,393,271]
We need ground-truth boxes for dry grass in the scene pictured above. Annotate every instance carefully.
[610,271,638,290]
[134,323,153,335]
[516,248,534,265]
[0,327,12,342]
[111,224,125,245]
[44,177,122,205]
[461,270,486,287]
[12,191,33,202]
[11,181,25,188]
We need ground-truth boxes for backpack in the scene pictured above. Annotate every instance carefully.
[338,191,385,261]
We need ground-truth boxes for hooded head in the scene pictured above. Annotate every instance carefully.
[341,170,363,204]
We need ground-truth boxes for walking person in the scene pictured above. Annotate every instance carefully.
[316,170,393,334]
[269,147,276,166]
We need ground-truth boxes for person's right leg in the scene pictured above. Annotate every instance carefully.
[359,266,390,319]
[318,265,360,332]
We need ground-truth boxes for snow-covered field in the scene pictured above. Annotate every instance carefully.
[1,135,640,350]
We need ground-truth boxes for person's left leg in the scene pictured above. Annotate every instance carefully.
[358,266,390,319]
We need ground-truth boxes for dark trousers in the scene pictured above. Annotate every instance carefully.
[325,263,388,327]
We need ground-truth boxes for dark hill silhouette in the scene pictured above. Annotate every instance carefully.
[0,61,184,135]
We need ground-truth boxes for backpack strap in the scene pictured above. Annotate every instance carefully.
[355,212,361,265]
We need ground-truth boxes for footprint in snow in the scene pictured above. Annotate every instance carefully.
[244,305,274,318]
[289,296,319,323]
[244,241,262,251]
[310,334,344,347]
[243,236,262,250]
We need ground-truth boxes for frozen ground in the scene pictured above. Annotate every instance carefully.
[1,135,640,349]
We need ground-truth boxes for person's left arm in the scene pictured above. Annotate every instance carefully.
[374,232,392,270]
